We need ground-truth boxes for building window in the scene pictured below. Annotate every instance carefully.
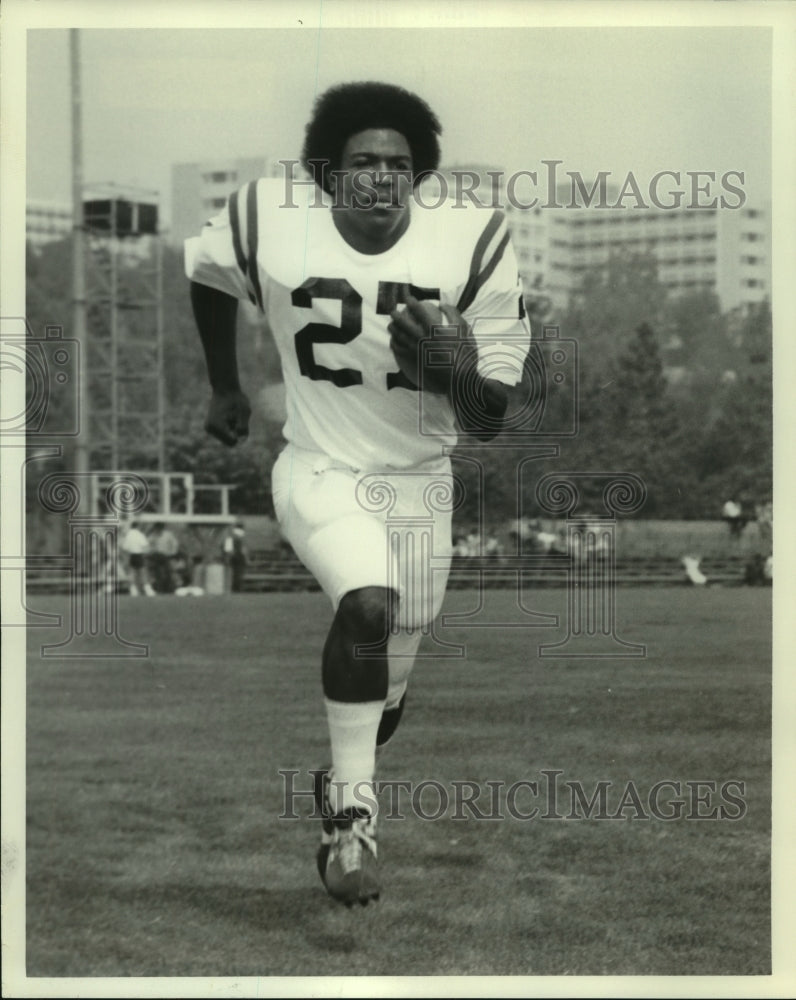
[203,170,237,184]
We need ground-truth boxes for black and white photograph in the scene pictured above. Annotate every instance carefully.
[2,0,794,996]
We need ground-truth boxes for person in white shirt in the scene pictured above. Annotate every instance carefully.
[121,522,155,596]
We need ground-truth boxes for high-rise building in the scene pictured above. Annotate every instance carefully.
[539,196,771,315]
[438,164,770,316]
[169,156,287,246]
[167,157,771,316]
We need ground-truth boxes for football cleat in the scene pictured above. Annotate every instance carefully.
[313,768,380,907]
[376,692,406,747]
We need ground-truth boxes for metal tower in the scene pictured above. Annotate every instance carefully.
[81,186,166,473]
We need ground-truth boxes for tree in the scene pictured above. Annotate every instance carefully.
[165,402,280,515]
[25,236,772,521]
[562,250,669,385]
[693,301,772,506]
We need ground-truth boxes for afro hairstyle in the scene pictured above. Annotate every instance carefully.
[301,81,442,194]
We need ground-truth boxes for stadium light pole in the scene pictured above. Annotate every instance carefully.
[70,28,91,506]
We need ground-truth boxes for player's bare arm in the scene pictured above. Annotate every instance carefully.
[388,294,508,440]
[190,280,251,447]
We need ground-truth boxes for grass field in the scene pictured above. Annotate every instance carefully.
[24,586,771,979]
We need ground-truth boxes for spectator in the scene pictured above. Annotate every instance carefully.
[682,555,707,586]
[532,528,559,554]
[744,553,767,587]
[453,534,470,558]
[149,522,179,593]
[182,525,207,587]
[464,531,481,557]
[172,549,192,590]
[764,555,773,583]
[755,500,773,551]
[508,517,533,548]
[484,534,503,556]
[722,499,746,538]
[223,521,248,593]
[121,521,155,596]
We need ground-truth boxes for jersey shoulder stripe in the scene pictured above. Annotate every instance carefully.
[227,184,260,306]
[228,190,248,277]
[456,209,509,313]
[245,181,264,310]
[466,229,511,309]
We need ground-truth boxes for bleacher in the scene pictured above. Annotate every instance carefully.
[234,550,750,593]
[23,542,754,595]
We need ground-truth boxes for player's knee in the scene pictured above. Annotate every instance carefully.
[336,586,397,646]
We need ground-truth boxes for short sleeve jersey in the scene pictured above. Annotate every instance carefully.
[185,178,531,471]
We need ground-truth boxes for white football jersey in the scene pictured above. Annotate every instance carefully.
[185,178,530,471]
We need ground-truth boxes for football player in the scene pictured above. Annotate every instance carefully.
[185,82,531,907]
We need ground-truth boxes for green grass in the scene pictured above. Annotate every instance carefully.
[25,587,771,977]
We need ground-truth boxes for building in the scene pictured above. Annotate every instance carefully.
[169,157,288,246]
[539,196,771,315]
[26,200,73,251]
[436,164,770,316]
[167,157,771,315]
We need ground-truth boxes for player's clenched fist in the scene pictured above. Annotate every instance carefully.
[388,295,471,395]
[205,389,251,447]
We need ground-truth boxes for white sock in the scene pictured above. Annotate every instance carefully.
[324,698,384,816]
